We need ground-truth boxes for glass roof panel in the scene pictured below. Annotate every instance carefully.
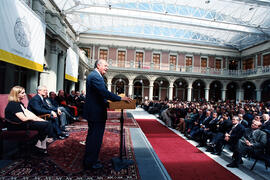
[54,0,270,50]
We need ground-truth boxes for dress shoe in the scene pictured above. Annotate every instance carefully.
[84,162,103,170]
[33,147,48,156]
[196,144,204,147]
[226,162,238,168]
[60,132,69,138]
[211,151,221,156]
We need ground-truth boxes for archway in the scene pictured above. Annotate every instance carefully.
[226,82,238,101]
[192,80,205,101]
[112,75,128,96]
[242,81,256,101]
[209,81,222,102]
[261,79,270,102]
[154,77,169,101]
[174,78,188,101]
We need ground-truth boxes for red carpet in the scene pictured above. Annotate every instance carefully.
[136,119,240,180]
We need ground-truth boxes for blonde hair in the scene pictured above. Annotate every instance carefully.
[8,86,25,102]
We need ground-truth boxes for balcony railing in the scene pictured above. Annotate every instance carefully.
[88,59,270,77]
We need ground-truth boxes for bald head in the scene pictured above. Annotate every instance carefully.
[95,59,108,75]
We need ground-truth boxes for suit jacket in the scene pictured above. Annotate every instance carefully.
[229,123,245,144]
[84,70,121,122]
[28,94,54,115]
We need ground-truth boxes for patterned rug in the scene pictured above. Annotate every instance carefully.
[0,118,140,179]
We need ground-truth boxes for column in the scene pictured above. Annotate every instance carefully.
[205,88,209,101]
[221,89,226,102]
[70,82,75,91]
[256,89,262,102]
[187,87,192,102]
[107,77,112,92]
[149,80,154,101]
[159,87,162,100]
[26,71,39,93]
[57,52,65,91]
[128,78,134,98]
[236,88,244,102]
[169,82,174,101]
[47,45,59,92]
[79,79,84,92]
[128,83,133,98]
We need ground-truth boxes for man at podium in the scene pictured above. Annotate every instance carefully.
[83,59,132,170]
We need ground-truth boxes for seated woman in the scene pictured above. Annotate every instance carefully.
[4,86,53,154]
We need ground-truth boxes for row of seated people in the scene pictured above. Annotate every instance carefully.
[3,85,81,156]
[54,89,86,118]
[143,100,270,168]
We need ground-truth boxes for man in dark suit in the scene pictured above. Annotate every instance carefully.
[83,59,131,170]
[227,120,267,168]
[28,85,68,140]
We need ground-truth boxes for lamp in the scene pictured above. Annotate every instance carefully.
[160,80,163,85]
[43,64,49,71]
[179,82,182,86]
[198,82,200,86]
[140,79,143,84]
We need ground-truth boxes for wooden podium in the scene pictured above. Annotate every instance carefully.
[108,98,136,171]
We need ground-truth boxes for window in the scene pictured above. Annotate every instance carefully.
[185,56,192,66]
[243,58,254,70]
[263,54,270,66]
[136,52,143,68]
[170,55,177,70]
[118,50,126,67]
[153,53,160,69]
[201,57,207,68]
[215,59,222,69]
[99,49,108,60]
[81,48,90,58]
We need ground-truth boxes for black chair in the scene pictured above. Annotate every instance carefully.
[249,147,270,171]
[0,118,38,159]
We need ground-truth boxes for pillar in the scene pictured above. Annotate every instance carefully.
[107,77,112,92]
[57,52,65,91]
[205,88,209,101]
[47,45,58,92]
[149,80,154,101]
[256,89,262,102]
[221,89,226,102]
[169,82,174,101]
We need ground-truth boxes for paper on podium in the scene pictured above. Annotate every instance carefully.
[108,94,136,110]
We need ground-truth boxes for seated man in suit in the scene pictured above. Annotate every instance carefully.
[28,85,68,140]
[227,120,267,168]
[48,91,78,125]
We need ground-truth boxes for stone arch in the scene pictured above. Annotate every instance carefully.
[192,79,205,101]
[133,75,150,102]
[260,79,270,102]
[153,77,169,100]
[111,74,129,95]
[174,78,188,101]
[226,81,239,101]
[242,81,256,101]
[209,80,223,101]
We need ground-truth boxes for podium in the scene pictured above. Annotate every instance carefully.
[108,99,136,171]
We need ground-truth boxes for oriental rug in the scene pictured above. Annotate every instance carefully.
[0,120,140,180]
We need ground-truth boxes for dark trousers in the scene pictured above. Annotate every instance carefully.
[84,121,106,165]
[7,121,52,141]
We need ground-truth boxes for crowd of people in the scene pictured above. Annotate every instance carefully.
[143,99,270,168]
[4,85,86,155]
